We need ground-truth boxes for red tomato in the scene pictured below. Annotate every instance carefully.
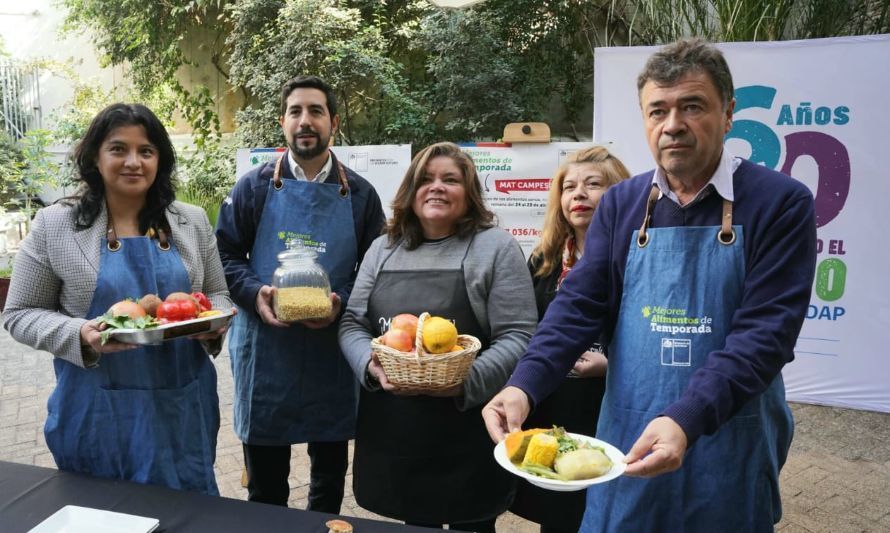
[191,292,212,312]
[156,300,199,322]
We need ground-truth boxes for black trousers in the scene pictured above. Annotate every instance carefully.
[242,441,348,513]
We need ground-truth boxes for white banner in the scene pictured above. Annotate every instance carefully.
[459,142,591,256]
[594,35,890,413]
[235,145,412,217]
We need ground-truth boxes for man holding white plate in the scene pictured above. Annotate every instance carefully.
[483,38,816,532]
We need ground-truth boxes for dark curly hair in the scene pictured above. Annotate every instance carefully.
[68,103,176,232]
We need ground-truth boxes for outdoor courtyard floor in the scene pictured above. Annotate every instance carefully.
[2,327,889,532]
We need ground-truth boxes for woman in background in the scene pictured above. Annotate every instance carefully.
[510,145,630,533]
[2,103,231,494]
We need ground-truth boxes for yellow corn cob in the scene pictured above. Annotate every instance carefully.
[522,433,559,469]
[505,428,548,463]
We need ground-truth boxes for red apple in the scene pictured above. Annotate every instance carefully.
[383,328,414,352]
[391,313,419,340]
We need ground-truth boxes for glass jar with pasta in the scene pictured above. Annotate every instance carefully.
[271,240,332,322]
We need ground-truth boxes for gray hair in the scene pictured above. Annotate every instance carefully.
[637,38,734,108]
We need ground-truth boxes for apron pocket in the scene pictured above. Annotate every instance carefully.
[90,377,214,491]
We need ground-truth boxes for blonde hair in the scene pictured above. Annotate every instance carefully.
[530,145,630,278]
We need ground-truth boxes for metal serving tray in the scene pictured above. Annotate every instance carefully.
[106,310,236,345]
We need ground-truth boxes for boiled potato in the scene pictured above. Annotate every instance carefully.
[553,448,612,480]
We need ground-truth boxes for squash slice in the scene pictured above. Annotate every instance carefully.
[505,428,548,463]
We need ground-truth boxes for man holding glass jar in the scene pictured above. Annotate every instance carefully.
[216,75,385,511]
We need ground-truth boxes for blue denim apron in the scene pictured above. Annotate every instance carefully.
[44,229,219,495]
[583,187,792,532]
[229,153,358,445]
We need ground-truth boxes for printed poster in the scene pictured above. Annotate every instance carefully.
[460,142,591,256]
[235,145,411,218]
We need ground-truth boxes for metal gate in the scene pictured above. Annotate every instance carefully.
[0,57,41,140]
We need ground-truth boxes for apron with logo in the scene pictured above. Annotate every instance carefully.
[583,186,792,532]
[352,237,514,524]
[44,226,219,494]
[229,153,358,445]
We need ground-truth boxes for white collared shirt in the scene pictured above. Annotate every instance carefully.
[651,149,741,207]
[288,151,333,182]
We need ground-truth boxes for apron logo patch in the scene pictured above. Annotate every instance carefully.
[642,305,714,335]
[277,231,327,254]
[661,338,692,366]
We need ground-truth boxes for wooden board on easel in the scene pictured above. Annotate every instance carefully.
[502,122,551,143]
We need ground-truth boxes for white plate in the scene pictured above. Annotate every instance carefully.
[28,505,159,533]
[494,432,626,492]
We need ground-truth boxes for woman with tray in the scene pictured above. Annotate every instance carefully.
[2,103,232,494]
[339,142,537,532]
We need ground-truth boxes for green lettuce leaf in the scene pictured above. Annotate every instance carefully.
[96,312,159,345]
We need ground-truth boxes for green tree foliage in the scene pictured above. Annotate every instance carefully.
[227,0,429,147]
[60,0,229,147]
[56,0,890,149]
[227,1,606,143]
[177,140,237,226]
[2,130,60,230]
[608,0,890,44]
[0,132,25,208]
[419,9,525,141]
[423,0,602,139]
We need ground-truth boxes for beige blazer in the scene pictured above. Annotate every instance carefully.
[2,200,231,368]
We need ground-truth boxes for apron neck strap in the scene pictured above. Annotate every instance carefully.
[718,198,735,245]
[637,185,661,248]
[273,155,284,190]
[106,209,170,252]
[637,184,736,247]
[273,151,351,197]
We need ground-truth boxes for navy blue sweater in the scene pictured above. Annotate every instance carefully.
[507,159,816,445]
[215,151,385,313]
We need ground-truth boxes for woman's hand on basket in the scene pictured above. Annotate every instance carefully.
[368,353,461,397]
[369,354,418,396]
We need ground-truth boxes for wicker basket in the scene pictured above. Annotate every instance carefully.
[370,312,481,391]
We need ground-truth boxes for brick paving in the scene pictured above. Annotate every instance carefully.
[2,326,889,532]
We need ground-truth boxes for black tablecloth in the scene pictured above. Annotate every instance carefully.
[0,461,440,532]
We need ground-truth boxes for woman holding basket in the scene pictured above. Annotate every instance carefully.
[339,142,537,532]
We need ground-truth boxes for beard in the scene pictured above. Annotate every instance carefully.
[289,129,329,159]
